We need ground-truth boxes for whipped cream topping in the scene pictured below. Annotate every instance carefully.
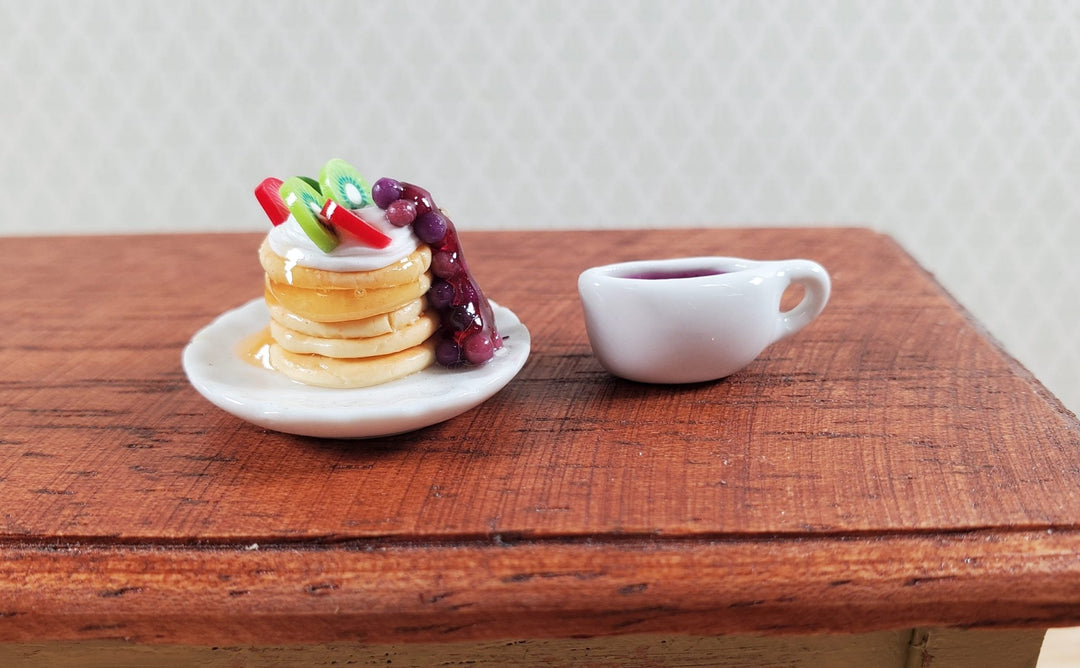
[267,206,419,272]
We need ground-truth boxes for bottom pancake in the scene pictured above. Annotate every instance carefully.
[268,341,436,389]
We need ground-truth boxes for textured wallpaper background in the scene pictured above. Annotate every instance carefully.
[2,0,1078,414]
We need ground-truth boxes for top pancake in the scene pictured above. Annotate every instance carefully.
[259,239,432,289]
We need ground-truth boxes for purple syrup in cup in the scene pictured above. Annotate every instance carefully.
[623,268,728,280]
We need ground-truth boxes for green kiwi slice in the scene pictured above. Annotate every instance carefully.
[319,158,372,209]
[279,176,338,252]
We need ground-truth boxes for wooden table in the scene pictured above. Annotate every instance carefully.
[2,228,1079,667]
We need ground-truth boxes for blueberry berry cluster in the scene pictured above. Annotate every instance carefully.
[370,178,501,367]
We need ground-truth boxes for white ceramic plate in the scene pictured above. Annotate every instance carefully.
[182,298,530,438]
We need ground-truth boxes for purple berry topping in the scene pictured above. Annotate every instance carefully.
[386,199,417,227]
[449,304,479,331]
[435,336,462,367]
[371,177,403,209]
[463,331,495,365]
[374,177,502,367]
[431,250,459,278]
[428,279,454,310]
[413,210,448,244]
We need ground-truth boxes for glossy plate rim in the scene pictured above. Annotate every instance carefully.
[181,298,530,438]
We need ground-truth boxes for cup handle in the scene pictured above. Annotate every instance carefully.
[776,260,831,339]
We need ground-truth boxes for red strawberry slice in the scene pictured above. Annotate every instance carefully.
[255,177,290,226]
[320,200,393,249]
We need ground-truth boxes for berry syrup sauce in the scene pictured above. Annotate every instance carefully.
[373,178,501,367]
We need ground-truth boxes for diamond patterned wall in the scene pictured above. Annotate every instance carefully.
[2,0,1078,415]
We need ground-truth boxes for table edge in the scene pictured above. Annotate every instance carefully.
[3,527,1080,645]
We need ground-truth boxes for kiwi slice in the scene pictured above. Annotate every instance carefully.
[319,158,372,209]
[279,176,338,252]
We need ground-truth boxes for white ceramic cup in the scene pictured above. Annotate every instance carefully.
[578,256,831,384]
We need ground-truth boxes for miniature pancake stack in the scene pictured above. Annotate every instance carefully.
[260,240,437,388]
[253,159,500,389]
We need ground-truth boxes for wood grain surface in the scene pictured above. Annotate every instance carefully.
[1,228,1079,645]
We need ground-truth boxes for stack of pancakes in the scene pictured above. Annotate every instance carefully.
[258,239,437,388]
